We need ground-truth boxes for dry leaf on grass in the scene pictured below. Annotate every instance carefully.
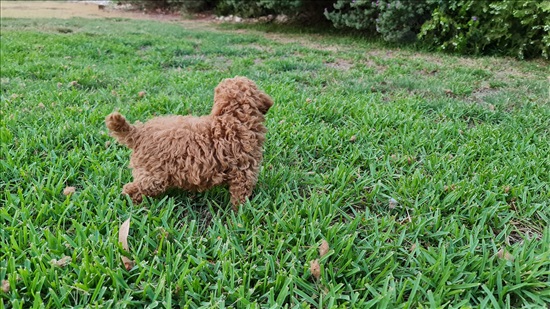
[50,256,71,267]
[310,259,321,280]
[349,135,357,143]
[319,240,329,258]
[119,218,135,270]
[1,280,9,293]
[497,248,514,261]
[389,198,398,209]
[63,186,76,196]
[119,218,130,251]
[121,256,134,271]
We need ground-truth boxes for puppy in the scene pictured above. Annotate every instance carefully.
[106,77,273,209]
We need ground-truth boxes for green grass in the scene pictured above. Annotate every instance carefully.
[1,17,549,308]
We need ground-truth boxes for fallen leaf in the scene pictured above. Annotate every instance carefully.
[119,218,131,251]
[121,256,135,271]
[50,256,71,267]
[119,218,134,270]
[389,198,398,209]
[319,240,329,258]
[444,184,457,192]
[1,280,9,293]
[410,243,417,252]
[63,186,76,196]
[497,248,514,261]
[310,259,321,280]
[349,135,357,143]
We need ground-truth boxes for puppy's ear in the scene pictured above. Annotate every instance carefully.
[258,92,273,114]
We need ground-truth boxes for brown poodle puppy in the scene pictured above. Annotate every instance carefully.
[105,76,273,209]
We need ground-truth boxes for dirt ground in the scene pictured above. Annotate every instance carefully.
[0,1,195,21]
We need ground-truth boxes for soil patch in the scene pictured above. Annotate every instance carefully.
[0,1,183,20]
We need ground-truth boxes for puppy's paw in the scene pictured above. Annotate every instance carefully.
[122,182,142,204]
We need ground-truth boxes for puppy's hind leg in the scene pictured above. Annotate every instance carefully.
[122,169,169,203]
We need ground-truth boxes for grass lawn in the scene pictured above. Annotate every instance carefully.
[1,16,549,308]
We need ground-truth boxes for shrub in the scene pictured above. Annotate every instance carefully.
[119,0,217,12]
[179,0,218,12]
[419,0,550,59]
[216,0,333,21]
[259,0,333,21]
[325,0,435,42]
[215,0,269,18]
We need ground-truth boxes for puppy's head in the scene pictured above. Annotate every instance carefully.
[211,76,273,116]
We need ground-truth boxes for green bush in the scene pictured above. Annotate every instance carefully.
[216,0,332,20]
[419,0,550,59]
[119,0,217,12]
[216,0,268,18]
[179,0,218,12]
[325,0,435,42]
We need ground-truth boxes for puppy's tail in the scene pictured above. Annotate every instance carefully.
[105,112,137,148]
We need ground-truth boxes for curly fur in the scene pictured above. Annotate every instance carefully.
[105,76,273,209]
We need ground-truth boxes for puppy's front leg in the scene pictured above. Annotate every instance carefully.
[122,182,143,203]
[228,171,257,211]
